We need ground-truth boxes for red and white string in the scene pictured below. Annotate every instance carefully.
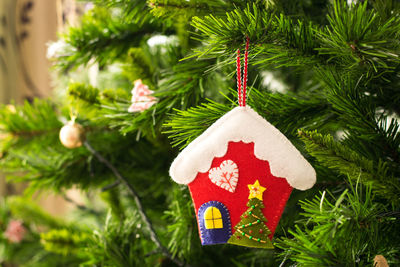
[236,36,250,107]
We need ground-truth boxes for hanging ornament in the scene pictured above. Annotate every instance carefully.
[128,79,157,113]
[59,119,85,149]
[169,37,316,248]
[4,220,26,243]
[374,255,389,267]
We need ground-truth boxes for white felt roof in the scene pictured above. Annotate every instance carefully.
[169,106,316,190]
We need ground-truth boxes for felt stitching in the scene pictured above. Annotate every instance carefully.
[189,142,294,239]
[170,106,316,190]
[208,159,239,193]
[198,201,232,245]
[227,197,274,248]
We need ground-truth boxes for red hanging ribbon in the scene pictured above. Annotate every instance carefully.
[236,37,250,107]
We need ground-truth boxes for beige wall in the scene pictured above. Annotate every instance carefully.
[0,0,83,216]
[0,0,58,101]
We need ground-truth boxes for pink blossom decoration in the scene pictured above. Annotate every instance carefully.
[128,79,157,112]
[4,220,26,243]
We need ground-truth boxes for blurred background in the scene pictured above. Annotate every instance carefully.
[0,0,83,217]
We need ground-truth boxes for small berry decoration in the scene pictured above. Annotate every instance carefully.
[59,121,85,149]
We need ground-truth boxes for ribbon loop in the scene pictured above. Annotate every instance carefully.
[236,37,250,107]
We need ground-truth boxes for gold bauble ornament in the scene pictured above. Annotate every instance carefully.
[59,121,85,149]
[374,255,389,267]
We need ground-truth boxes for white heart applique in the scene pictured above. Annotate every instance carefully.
[208,160,239,193]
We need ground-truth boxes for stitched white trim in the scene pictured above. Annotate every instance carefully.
[169,106,316,190]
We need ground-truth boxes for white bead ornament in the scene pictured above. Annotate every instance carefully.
[59,121,85,149]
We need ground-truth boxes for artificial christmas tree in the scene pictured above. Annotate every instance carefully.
[0,0,399,266]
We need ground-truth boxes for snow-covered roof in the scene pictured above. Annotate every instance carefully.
[169,106,316,190]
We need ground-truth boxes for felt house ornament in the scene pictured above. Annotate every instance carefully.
[169,106,316,247]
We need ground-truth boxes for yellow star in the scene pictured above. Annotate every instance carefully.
[248,180,266,200]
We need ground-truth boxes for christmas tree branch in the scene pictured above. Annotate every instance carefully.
[276,184,399,265]
[62,194,101,217]
[84,141,186,267]
[57,5,169,71]
[40,228,91,256]
[101,180,121,192]
[0,99,62,136]
[8,197,73,230]
[164,100,231,149]
[317,69,400,165]
[298,130,400,204]
[148,0,232,19]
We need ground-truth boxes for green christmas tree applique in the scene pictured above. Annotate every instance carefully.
[228,180,274,249]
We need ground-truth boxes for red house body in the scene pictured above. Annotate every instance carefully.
[170,106,316,246]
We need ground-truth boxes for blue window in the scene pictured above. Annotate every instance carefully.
[198,201,232,245]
